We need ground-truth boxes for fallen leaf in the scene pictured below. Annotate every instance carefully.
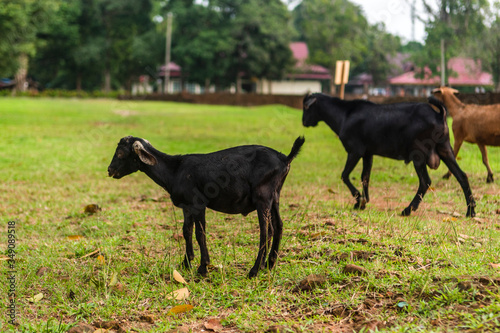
[167,287,190,300]
[27,293,44,303]
[168,304,194,315]
[92,329,108,333]
[139,315,155,324]
[489,263,500,269]
[173,270,187,284]
[67,322,95,333]
[84,204,101,214]
[36,267,48,276]
[343,264,367,276]
[204,318,223,332]
[443,217,457,222]
[293,274,327,292]
[109,271,119,287]
[67,235,84,241]
[0,255,9,261]
[96,255,105,265]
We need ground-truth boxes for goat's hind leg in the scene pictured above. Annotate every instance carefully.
[478,144,494,183]
[360,155,373,210]
[181,208,195,269]
[402,161,431,216]
[249,200,272,278]
[264,200,283,271]
[341,153,362,209]
[193,210,211,276]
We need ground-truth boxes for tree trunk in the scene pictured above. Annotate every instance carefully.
[76,73,82,92]
[329,76,336,96]
[205,78,210,93]
[236,74,242,94]
[14,53,29,92]
[104,68,111,93]
[440,38,446,86]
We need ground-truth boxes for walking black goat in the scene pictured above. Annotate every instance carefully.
[108,136,305,277]
[302,93,475,217]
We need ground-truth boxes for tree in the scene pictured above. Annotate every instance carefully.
[166,0,234,91]
[294,0,369,94]
[357,23,401,86]
[0,0,60,91]
[469,2,500,91]
[416,0,489,85]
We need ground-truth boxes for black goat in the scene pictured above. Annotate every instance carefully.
[302,93,475,217]
[108,136,305,277]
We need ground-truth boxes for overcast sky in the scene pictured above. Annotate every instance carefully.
[349,0,430,43]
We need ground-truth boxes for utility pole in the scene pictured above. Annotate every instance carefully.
[164,12,173,94]
[440,38,446,87]
[411,0,416,41]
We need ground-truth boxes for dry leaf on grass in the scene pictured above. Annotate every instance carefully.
[173,269,187,284]
[27,293,43,303]
[204,318,223,332]
[67,235,84,241]
[167,287,190,300]
[489,263,500,269]
[96,255,105,265]
[168,304,194,315]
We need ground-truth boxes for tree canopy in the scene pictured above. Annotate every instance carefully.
[1,0,499,93]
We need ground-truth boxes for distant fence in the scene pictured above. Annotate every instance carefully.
[120,92,500,110]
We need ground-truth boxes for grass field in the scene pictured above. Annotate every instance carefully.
[1,97,500,332]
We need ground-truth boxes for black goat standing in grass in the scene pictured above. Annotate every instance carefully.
[108,136,305,277]
[302,93,475,217]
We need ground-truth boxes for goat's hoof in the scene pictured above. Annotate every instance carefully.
[359,198,367,210]
[442,173,451,180]
[486,175,494,183]
[197,266,208,276]
[401,207,412,216]
[466,208,476,218]
[353,202,360,209]
[248,269,259,278]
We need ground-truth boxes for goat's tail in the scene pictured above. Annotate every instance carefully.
[287,136,305,164]
[428,96,447,120]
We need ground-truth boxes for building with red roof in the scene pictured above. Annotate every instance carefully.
[255,42,331,95]
[389,57,493,96]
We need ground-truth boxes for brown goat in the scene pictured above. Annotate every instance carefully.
[433,87,500,183]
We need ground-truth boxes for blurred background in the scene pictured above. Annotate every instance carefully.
[1,0,499,100]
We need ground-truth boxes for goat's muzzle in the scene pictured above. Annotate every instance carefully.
[108,167,119,178]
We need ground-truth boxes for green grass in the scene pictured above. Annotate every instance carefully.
[1,97,499,332]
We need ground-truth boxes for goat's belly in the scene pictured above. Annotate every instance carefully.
[207,197,256,216]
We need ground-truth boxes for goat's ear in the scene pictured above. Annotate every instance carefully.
[450,88,459,94]
[304,97,317,110]
[133,141,157,166]
[432,87,442,94]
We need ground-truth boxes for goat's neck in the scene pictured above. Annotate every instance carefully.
[140,152,177,193]
[442,93,465,117]
[321,101,345,134]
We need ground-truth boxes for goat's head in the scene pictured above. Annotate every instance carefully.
[108,136,157,179]
[432,87,459,101]
[302,93,320,127]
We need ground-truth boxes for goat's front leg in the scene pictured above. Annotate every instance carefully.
[360,155,373,209]
[193,209,210,276]
[249,202,272,278]
[341,153,362,209]
[478,144,494,183]
[402,161,431,216]
[181,208,195,269]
